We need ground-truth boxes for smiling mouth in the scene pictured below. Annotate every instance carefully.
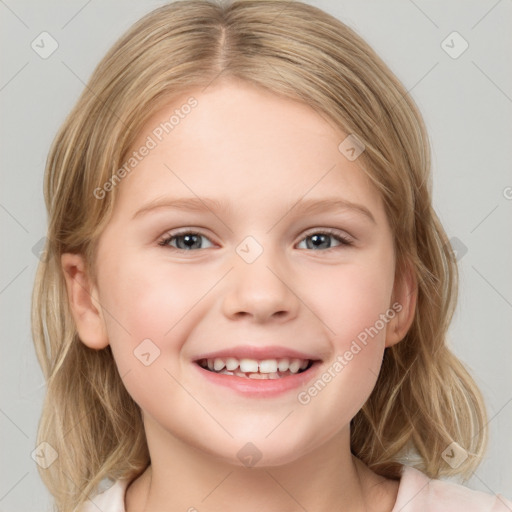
[196,357,315,380]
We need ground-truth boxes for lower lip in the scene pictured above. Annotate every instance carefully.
[193,361,321,397]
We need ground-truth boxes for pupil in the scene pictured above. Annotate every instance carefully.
[309,233,329,249]
[180,234,200,249]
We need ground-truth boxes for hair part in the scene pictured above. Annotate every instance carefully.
[32,1,488,510]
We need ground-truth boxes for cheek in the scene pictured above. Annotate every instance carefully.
[95,254,212,407]
[312,259,395,345]
[296,263,395,442]
[302,250,396,406]
[96,252,210,364]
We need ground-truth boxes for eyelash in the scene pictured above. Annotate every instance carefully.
[157,228,354,252]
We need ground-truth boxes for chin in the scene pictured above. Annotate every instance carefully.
[201,435,312,469]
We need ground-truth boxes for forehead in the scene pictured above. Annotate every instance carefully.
[112,79,383,221]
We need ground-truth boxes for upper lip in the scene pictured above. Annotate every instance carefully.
[193,345,321,362]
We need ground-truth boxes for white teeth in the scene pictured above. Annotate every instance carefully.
[225,357,238,371]
[239,358,259,373]
[289,359,302,374]
[213,358,225,371]
[259,359,278,373]
[277,358,290,372]
[201,356,312,375]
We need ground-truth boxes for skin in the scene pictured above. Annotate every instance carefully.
[62,77,416,512]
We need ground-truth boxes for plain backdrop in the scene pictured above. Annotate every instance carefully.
[1,0,511,510]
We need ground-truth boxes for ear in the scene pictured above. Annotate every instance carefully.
[61,253,109,350]
[385,259,417,348]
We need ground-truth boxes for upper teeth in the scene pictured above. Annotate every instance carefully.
[204,357,309,374]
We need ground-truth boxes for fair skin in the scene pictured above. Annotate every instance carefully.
[62,78,416,512]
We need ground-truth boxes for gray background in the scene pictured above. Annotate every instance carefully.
[1,0,511,510]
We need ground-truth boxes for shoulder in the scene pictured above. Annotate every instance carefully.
[75,478,131,512]
[393,465,512,512]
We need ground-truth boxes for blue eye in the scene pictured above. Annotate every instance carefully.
[158,231,214,251]
[297,230,353,250]
[158,229,353,252]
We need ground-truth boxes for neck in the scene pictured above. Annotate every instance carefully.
[125,419,393,512]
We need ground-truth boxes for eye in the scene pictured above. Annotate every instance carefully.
[296,229,353,251]
[158,230,214,251]
[158,228,353,252]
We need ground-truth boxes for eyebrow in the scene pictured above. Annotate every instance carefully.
[132,196,376,223]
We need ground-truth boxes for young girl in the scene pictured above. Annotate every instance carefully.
[31,1,511,511]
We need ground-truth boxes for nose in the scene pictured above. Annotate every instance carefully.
[221,244,300,323]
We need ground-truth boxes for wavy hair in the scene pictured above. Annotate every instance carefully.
[31,1,488,510]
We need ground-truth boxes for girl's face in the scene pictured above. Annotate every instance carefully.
[64,79,414,467]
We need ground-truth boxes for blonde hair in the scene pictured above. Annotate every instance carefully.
[32,1,488,510]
